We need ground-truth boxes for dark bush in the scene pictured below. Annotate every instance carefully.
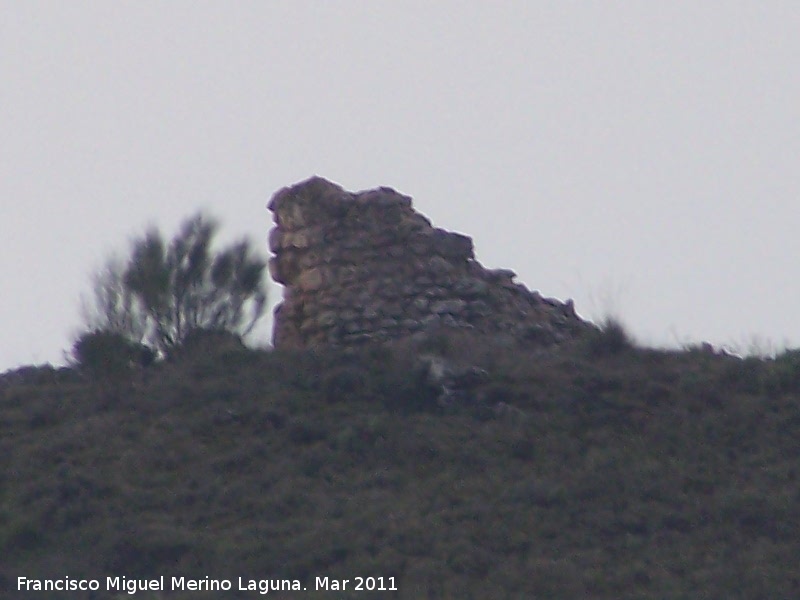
[585,316,635,356]
[70,330,154,377]
[767,348,800,393]
[168,328,246,363]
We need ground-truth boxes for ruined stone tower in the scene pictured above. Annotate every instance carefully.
[268,177,589,349]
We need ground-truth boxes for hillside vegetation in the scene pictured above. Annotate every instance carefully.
[2,327,800,598]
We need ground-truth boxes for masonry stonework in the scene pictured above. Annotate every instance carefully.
[268,177,590,349]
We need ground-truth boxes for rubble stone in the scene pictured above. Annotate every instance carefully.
[268,176,591,349]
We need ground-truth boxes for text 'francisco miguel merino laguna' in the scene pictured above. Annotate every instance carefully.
[18,576,303,594]
[18,575,398,594]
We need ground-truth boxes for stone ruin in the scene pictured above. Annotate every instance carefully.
[268,176,591,350]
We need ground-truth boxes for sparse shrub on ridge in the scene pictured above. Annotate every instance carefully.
[584,316,636,356]
[78,212,268,359]
[766,348,800,394]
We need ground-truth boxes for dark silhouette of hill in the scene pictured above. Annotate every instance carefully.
[2,326,800,598]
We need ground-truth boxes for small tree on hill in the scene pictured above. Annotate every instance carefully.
[80,255,149,343]
[79,212,267,358]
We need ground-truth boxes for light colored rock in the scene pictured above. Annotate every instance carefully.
[297,267,325,292]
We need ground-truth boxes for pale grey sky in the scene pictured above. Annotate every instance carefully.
[3,2,799,370]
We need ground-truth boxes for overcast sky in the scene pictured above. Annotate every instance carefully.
[3,2,799,370]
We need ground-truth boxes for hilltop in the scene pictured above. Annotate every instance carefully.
[2,326,800,598]
[3,178,799,597]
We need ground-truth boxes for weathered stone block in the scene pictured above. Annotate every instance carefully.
[379,318,401,329]
[268,228,284,252]
[454,278,489,297]
[424,287,448,299]
[268,256,289,285]
[284,230,315,249]
[427,255,454,274]
[383,303,404,317]
[468,300,492,317]
[344,320,369,334]
[431,299,467,315]
[339,309,359,321]
[297,267,325,292]
[315,311,338,328]
[412,297,429,311]
[432,229,473,259]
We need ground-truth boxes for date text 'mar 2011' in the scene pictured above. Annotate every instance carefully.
[316,576,398,591]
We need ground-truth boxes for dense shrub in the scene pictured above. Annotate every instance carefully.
[70,330,154,377]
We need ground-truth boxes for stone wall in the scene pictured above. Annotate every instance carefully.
[268,177,591,349]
